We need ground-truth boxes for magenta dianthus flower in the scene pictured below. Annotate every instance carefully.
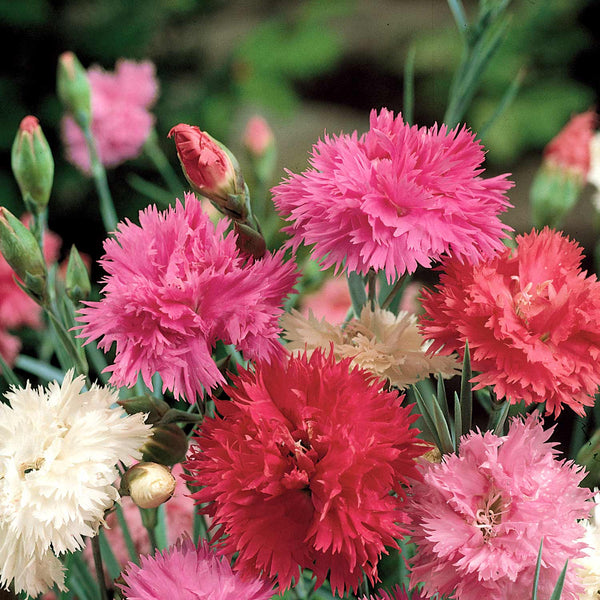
[408,414,592,600]
[119,538,273,600]
[62,59,158,173]
[272,108,513,280]
[78,193,297,401]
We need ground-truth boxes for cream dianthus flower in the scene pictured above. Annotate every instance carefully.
[576,491,600,600]
[0,370,152,597]
[282,305,459,389]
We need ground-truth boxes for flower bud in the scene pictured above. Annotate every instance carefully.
[168,124,247,220]
[234,221,266,259]
[243,116,274,158]
[57,51,91,128]
[0,207,47,299]
[122,462,176,509]
[117,394,171,425]
[141,424,189,466]
[11,116,54,212]
[65,245,91,302]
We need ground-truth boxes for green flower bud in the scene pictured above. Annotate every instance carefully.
[0,207,47,299]
[141,424,189,466]
[117,394,171,425]
[121,462,176,509]
[65,245,91,302]
[11,116,54,212]
[57,51,91,129]
[576,428,600,489]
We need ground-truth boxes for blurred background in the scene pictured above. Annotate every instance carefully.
[1,0,599,262]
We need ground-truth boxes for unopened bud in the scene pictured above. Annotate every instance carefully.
[117,394,171,425]
[141,424,188,466]
[168,124,247,220]
[65,245,91,302]
[0,207,47,298]
[122,462,176,509]
[57,52,91,128]
[234,221,266,259]
[243,116,274,158]
[11,116,54,212]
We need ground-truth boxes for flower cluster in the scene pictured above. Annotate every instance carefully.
[420,228,600,415]
[282,305,459,389]
[408,415,592,600]
[273,107,513,280]
[0,371,151,596]
[77,192,297,401]
[185,349,426,595]
[62,59,158,173]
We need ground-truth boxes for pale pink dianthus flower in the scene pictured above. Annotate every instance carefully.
[77,193,297,401]
[408,414,592,600]
[272,108,513,280]
[62,59,158,173]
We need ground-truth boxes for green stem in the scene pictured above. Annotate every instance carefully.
[115,504,139,564]
[91,534,109,600]
[144,131,183,197]
[367,269,377,308]
[82,125,118,233]
[381,273,408,310]
[141,507,159,550]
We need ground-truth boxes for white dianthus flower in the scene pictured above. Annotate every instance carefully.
[0,370,152,597]
[577,490,600,600]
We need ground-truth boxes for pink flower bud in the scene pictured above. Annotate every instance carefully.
[168,124,242,212]
[243,115,274,157]
[544,110,597,178]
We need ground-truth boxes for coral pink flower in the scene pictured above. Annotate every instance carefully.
[185,349,426,596]
[420,228,600,416]
[0,329,20,366]
[300,276,351,324]
[408,414,592,600]
[272,108,513,280]
[62,59,158,173]
[243,115,274,157]
[544,110,597,178]
[119,538,273,600]
[78,193,297,401]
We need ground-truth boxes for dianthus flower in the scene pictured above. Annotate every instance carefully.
[420,228,600,416]
[282,306,459,389]
[0,371,151,597]
[78,193,297,401]
[62,59,158,173]
[544,110,597,178]
[408,414,591,600]
[185,349,426,596]
[300,276,351,324]
[575,490,600,600]
[120,538,273,600]
[272,108,513,280]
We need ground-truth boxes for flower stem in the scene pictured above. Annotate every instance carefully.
[367,269,377,308]
[82,125,118,233]
[91,534,109,600]
[381,273,408,310]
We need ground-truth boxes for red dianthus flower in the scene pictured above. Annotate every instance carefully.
[185,349,425,596]
[420,228,600,415]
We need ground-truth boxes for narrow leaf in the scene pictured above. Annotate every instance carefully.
[0,353,22,388]
[447,0,469,37]
[459,341,472,435]
[98,529,121,580]
[454,392,463,452]
[549,561,568,600]
[531,538,543,600]
[15,355,64,383]
[347,272,367,317]
[491,399,511,436]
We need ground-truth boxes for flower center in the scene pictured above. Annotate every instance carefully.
[19,457,45,478]
[474,490,508,541]
[512,277,554,325]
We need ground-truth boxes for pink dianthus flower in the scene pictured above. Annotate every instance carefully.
[272,108,513,280]
[185,349,426,596]
[62,59,158,173]
[544,110,597,178]
[300,276,351,324]
[408,414,592,600]
[119,538,273,600]
[77,192,297,401]
[420,228,600,416]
